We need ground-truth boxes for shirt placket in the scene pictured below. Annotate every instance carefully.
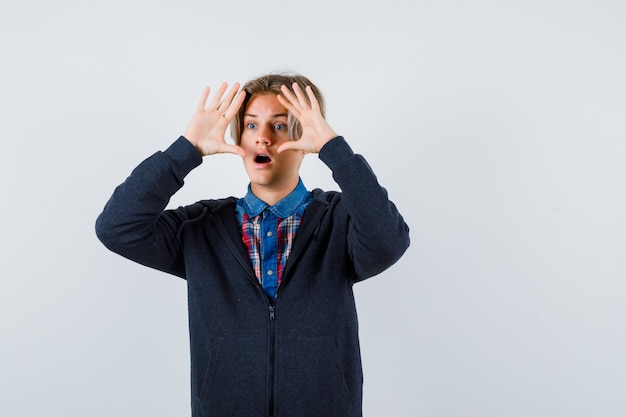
[260,209,279,299]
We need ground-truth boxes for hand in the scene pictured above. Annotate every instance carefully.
[276,83,338,154]
[184,83,246,157]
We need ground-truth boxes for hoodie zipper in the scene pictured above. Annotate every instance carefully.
[268,304,276,417]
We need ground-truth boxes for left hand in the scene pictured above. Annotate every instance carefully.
[276,83,338,154]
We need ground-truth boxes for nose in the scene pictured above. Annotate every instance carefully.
[256,125,272,146]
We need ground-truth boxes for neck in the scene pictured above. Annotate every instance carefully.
[251,179,299,206]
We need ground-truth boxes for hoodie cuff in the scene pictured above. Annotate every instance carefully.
[318,136,355,171]
[163,136,203,179]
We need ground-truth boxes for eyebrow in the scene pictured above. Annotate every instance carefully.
[244,113,289,118]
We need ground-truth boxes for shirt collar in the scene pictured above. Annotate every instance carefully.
[238,178,310,219]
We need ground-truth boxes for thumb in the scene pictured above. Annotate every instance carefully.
[219,144,247,158]
[277,140,304,154]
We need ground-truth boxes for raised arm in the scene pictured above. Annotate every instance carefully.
[278,82,410,279]
[96,84,245,277]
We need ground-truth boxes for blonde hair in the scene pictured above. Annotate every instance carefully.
[230,73,326,145]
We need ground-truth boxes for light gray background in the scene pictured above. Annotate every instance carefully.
[1,0,625,416]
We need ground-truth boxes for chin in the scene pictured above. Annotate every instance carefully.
[247,173,274,187]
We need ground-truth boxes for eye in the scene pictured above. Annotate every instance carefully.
[246,122,257,129]
[274,123,287,131]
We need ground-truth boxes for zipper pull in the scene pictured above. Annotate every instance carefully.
[269,305,276,320]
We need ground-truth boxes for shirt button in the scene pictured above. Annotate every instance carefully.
[267,270,274,276]
[267,231,273,237]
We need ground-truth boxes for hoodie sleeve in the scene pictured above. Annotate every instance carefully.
[95,137,203,278]
[319,136,410,281]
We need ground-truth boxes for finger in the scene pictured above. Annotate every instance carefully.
[305,85,321,113]
[206,82,228,110]
[196,87,211,112]
[279,84,299,108]
[219,144,247,158]
[217,82,241,112]
[223,89,246,120]
[292,82,310,108]
[276,92,299,116]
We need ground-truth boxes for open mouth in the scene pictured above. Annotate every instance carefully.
[254,153,272,164]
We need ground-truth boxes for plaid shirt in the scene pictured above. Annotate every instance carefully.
[236,179,312,299]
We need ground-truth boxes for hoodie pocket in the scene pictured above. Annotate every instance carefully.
[197,336,268,417]
[275,335,353,417]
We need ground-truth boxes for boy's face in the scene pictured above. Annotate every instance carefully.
[240,93,305,199]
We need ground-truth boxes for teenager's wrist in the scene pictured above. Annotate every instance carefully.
[180,135,206,156]
[318,136,354,170]
[163,136,204,177]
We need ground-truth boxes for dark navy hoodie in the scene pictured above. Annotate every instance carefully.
[96,136,410,417]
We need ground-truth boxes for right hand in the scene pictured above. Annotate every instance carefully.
[183,83,246,157]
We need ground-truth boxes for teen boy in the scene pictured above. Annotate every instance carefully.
[96,73,410,417]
